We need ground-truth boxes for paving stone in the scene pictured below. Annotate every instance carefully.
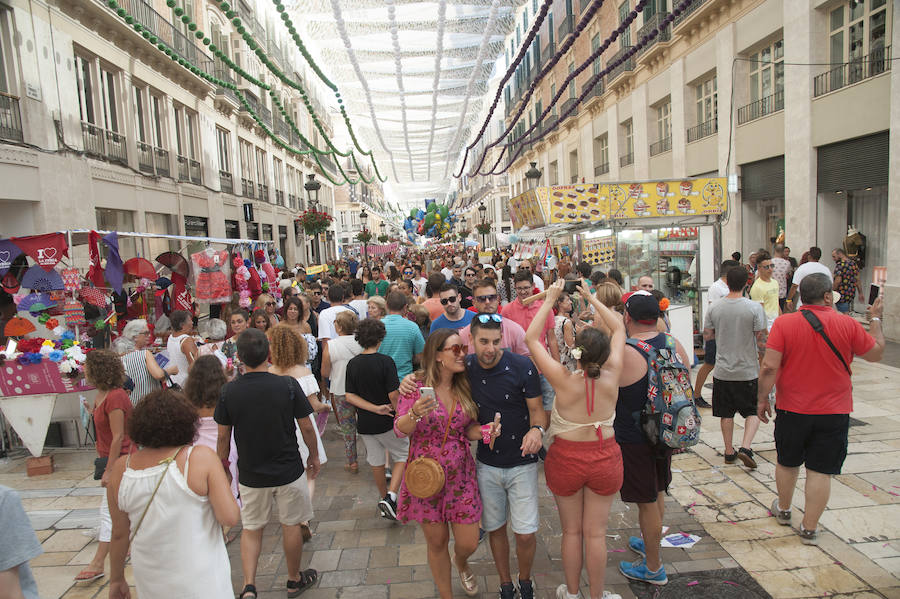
[338,547,370,570]
[41,530,92,553]
[308,549,341,572]
[317,569,367,588]
[388,580,436,599]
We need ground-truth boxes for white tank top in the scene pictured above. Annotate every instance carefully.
[165,334,192,386]
[117,447,233,598]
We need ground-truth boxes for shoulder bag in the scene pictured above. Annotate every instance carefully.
[801,309,851,375]
[405,394,457,499]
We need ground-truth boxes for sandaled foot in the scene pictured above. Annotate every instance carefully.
[454,558,478,596]
[344,463,359,474]
[74,569,104,582]
[287,569,318,598]
[240,584,257,599]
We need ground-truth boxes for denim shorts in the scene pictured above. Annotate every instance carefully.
[539,373,555,412]
[476,462,540,534]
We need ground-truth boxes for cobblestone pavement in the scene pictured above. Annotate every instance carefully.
[2,359,899,599]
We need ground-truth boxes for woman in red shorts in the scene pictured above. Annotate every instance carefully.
[525,279,626,599]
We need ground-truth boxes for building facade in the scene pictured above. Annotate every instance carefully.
[499,0,899,335]
[0,0,343,266]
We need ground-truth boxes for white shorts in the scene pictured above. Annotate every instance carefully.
[361,431,410,467]
[238,475,313,530]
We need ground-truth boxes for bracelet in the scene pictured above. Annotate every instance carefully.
[870,317,881,322]
[530,425,545,435]
[408,408,423,422]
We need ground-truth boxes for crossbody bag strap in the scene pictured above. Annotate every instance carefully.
[801,310,851,375]
[129,446,183,543]
[438,394,458,451]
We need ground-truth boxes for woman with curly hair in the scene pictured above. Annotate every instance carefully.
[75,350,134,583]
[105,389,239,599]
[267,324,328,538]
[250,308,272,332]
[185,355,239,500]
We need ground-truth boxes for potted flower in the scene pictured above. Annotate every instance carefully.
[356,229,373,243]
[476,223,492,235]
[457,228,470,239]
[295,209,334,236]
[377,234,390,244]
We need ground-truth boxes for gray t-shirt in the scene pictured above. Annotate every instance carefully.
[0,485,42,599]
[704,297,766,381]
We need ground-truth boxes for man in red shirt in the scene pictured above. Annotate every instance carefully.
[503,270,558,416]
[758,273,884,545]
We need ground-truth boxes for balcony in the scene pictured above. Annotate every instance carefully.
[214,65,239,105]
[267,39,282,68]
[540,43,555,69]
[636,12,671,58]
[275,116,290,141]
[649,136,672,156]
[220,170,234,194]
[686,117,718,143]
[737,90,784,125]
[154,148,169,177]
[288,193,297,209]
[258,182,269,202]
[814,46,891,97]
[137,141,154,174]
[619,152,634,167]
[558,14,575,42]
[114,0,213,73]
[240,93,261,119]
[275,189,284,206]
[242,177,256,198]
[0,93,23,142]
[177,155,201,184]
[259,105,273,128]
[673,0,710,29]
[594,162,610,176]
[607,46,635,83]
[82,122,127,165]
[582,78,605,105]
[559,97,579,124]
[320,154,336,174]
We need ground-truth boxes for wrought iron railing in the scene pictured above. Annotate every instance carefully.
[540,43,555,69]
[137,141,154,173]
[558,14,575,41]
[268,39,281,68]
[320,154,336,174]
[154,147,170,177]
[178,155,190,181]
[275,189,284,205]
[242,177,255,198]
[260,106,272,127]
[0,93,23,142]
[241,93,260,117]
[82,122,105,158]
[649,136,672,156]
[275,117,290,140]
[214,65,239,103]
[220,170,234,193]
[105,130,127,164]
[608,46,635,81]
[582,78,605,102]
[813,46,891,97]
[189,158,201,184]
[559,97,578,122]
[636,12,671,56]
[686,117,718,142]
[594,162,609,176]
[258,183,269,202]
[110,0,213,72]
[673,0,709,28]
[619,152,634,167]
[737,90,784,125]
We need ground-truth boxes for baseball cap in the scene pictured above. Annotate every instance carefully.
[623,290,660,324]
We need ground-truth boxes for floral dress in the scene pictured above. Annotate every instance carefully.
[394,383,482,525]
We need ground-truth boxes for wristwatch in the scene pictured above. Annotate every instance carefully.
[530,425,545,435]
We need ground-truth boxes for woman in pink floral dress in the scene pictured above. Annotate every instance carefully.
[394,328,499,599]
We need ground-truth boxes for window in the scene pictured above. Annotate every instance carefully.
[255,147,268,201]
[75,54,121,129]
[749,39,784,103]
[550,83,557,118]
[239,139,255,185]
[95,209,136,257]
[133,85,146,142]
[656,100,671,142]
[591,33,601,75]
[150,93,164,148]
[593,133,609,173]
[829,0,890,77]
[174,105,198,160]
[549,160,559,185]
[621,119,633,160]
[696,74,717,124]
[172,0,195,39]
[0,9,9,94]
[548,12,554,49]
[569,149,579,183]
[216,127,231,172]
[273,157,284,204]
[619,1,631,48]
[567,62,575,98]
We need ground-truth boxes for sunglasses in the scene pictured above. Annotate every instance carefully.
[441,344,466,355]
[474,294,498,303]
[476,313,502,324]
[404,271,414,275]
[266,302,276,306]
[440,295,458,305]
[313,291,321,295]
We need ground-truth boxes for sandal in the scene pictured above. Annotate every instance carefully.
[344,463,359,474]
[239,584,257,599]
[287,569,318,598]
[74,569,104,582]
[454,558,479,597]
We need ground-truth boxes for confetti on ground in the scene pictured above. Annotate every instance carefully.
[686,580,698,586]
[723,581,739,586]
[608,549,625,552]
[873,485,878,490]
[672,468,683,473]
[606,534,620,539]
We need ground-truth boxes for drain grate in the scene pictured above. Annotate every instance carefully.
[628,567,771,599]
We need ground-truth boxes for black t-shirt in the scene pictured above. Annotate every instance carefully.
[345,353,400,435]
[214,372,313,488]
[458,285,474,309]
[466,351,542,468]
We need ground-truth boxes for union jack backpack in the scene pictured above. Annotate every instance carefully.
[626,335,701,450]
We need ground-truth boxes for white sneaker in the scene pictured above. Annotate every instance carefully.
[601,592,622,599]
[555,584,581,599]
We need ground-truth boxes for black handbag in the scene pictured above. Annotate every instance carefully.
[93,456,108,480]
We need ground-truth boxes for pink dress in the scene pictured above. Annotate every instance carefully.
[195,416,240,503]
[394,383,482,524]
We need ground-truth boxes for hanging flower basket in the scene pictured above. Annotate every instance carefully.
[457,229,470,239]
[377,234,390,243]
[356,230,373,243]
[476,223,492,235]
[296,209,334,236]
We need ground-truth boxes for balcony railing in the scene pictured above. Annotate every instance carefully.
[241,93,261,117]
[275,189,284,206]
[619,152,634,167]
[137,141,154,174]
[813,46,891,97]
[242,177,255,198]
[267,39,282,68]
[594,162,610,176]
[288,193,297,209]
[177,155,201,184]
[570,174,579,184]
[0,93,24,142]
[189,158,201,184]
[582,78,605,103]
[106,130,127,164]
[154,147,170,177]
[649,136,672,156]
[320,154,336,174]
[607,46,635,82]
[275,117,290,140]
[220,170,234,194]
[260,106,272,128]
[82,122,128,164]
[559,97,579,122]
[214,65,239,104]
[258,182,269,202]
[558,14,575,41]
[686,117,718,143]
[114,0,213,73]
[737,90,784,125]
[540,43,555,69]
[636,12,671,57]
[673,0,709,28]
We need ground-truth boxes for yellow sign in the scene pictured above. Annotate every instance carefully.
[546,184,609,224]
[306,264,328,275]
[583,236,616,265]
[508,189,547,229]
[604,178,727,219]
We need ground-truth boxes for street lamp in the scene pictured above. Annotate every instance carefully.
[380,222,386,239]
[478,201,488,248]
[304,174,322,264]
[359,207,368,264]
[525,161,542,190]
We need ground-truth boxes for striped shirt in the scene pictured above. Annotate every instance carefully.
[121,350,160,406]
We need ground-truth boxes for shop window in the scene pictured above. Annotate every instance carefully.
[145,212,178,256]
[225,219,240,239]
[184,215,209,237]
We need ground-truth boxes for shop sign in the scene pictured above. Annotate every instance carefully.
[546,184,609,224]
[605,178,726,219]
[508,189,547,229]
[583,236,616,265]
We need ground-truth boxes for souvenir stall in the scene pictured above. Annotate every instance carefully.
[0,230,275,469]
[508,178,728,352]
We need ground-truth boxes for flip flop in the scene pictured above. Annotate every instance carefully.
[239,584,257,599]
[287,569,318,598]
[74,569,105,582]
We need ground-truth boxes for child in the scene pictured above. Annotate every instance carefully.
[344,318,407,520]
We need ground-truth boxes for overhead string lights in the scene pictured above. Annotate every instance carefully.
[453,0,554,178]
[464,0,607,178]
[425,0,447,181]
[481,0,695,176]
[385,0,416,182]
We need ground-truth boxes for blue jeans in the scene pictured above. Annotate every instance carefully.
[836,302,851,313]
[539,373,555,412]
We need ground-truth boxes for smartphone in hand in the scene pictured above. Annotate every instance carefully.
[868,284,881,306]
[419,386,438,411]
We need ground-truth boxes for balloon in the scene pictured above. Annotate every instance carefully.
[409,208,417,219]
[435,214,441,222]
[424,213,435,228]
[416,209,425,220]
[426,202,436,212]
[439,205,449,220]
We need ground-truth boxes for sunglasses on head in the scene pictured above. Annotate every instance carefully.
[476,313,502,324]
[441,344,466,355]
[440,295,458,305]
[474,293,498,303]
